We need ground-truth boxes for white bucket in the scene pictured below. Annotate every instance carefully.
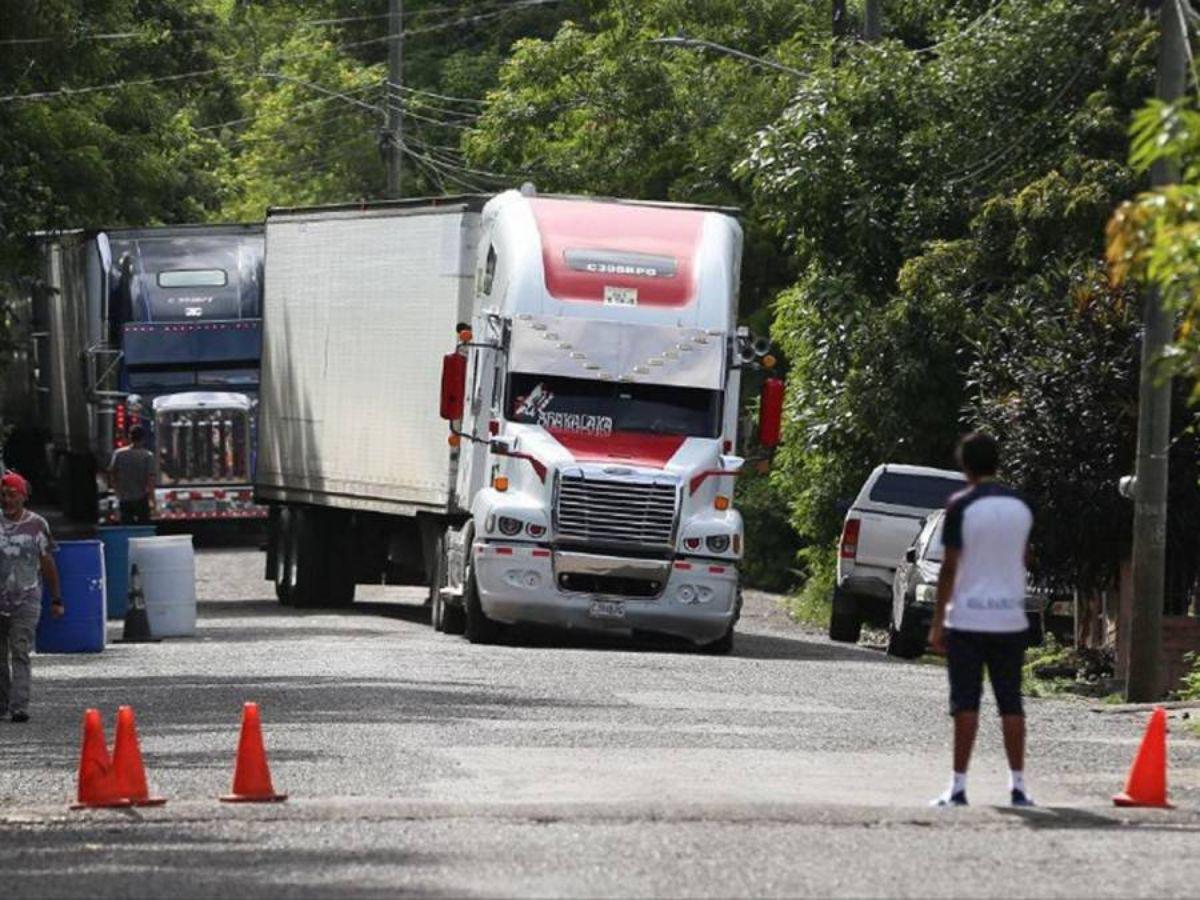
[128,535,197,638]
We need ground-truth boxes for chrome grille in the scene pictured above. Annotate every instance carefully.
[555,471,678,548]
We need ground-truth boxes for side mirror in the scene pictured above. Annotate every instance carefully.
[439,352,467,421]
[904,547,917,564]
[758,377,784,449]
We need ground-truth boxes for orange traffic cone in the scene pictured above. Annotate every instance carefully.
[1113,706,1173,808]
[220,702,287,803]
[112,706,166,807]
[71,709,133,809]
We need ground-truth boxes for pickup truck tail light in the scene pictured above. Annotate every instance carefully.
[839,518,861,560]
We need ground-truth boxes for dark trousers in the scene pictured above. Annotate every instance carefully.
[119,498,152,524]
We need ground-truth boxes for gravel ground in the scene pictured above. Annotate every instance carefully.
[2,541,1199,897]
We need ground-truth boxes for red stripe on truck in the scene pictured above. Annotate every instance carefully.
[550,430,685,469]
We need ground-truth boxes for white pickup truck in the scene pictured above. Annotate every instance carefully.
[829,464,966,643]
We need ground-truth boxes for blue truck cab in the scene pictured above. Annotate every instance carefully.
[27,223,266,523]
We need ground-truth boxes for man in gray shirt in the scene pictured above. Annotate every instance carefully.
[108,425,156,524]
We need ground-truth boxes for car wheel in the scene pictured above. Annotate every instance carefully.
[886,603,926,659]
[828,588,862,643]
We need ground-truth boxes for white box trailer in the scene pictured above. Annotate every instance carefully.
[259,190,784,652]
[257,198,484,605]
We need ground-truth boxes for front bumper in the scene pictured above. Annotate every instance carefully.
[473,542,738,645]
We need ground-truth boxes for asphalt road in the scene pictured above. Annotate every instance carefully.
[4,541,1200,898]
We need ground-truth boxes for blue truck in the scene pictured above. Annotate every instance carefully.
[17,223,266,524]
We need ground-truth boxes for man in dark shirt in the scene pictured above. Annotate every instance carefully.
[108,425,156,524]
[928,432,1035,807]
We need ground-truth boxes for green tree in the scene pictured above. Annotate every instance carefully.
[740,0,1179,596]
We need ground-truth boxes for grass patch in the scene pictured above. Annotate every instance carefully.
[1172,651,1200,701]
[785,553,835,630]
[1023,635,1118,699]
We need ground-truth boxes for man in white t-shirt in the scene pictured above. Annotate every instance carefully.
[928,432,1034,807]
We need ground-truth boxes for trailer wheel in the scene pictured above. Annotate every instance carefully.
[273,509,294,606]
[290,508,330,609]
[463,558,499,645]
[324,511,356,608]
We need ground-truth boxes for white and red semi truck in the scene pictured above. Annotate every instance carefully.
[257,189,782,652]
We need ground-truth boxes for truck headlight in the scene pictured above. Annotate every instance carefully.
[915,584,937,606]
[705,534,731,554]
[497,516,523,537]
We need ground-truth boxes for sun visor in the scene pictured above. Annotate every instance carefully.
[508,315,725,389]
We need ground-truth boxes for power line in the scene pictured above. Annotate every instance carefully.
[0,66,223,103]
[387,81,487,108]
[334,0,567,53]
[909,0,1010,56]
[940,3,1124,188]
[385,102,474,130]
[1,0,564,103]
[0,1,500,47]
[194,83,382,133]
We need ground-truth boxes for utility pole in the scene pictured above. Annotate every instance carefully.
[385,0,404,198]
[1127,0,1187,702]
[863,0,883,41]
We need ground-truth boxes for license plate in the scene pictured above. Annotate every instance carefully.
[589,599,625,620]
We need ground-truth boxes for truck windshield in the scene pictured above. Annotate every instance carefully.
[507,373,721,438]
[156,407,250,485]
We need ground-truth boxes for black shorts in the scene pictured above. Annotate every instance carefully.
[119,498,151,524]
[946,629,1025,716]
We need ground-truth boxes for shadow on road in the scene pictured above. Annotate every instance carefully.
[0,822,450,899]
[995,806,1200,832]
[190,595,887,664]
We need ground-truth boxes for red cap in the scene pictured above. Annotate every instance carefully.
[1,472,29,498]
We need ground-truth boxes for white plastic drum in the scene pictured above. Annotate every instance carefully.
[128,535,197,638]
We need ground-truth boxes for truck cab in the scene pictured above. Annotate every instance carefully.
[97,226,266,523]
[441,191,778,652]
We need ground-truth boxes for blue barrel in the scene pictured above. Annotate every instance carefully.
[98,525,157,619]
[35,540,106,654]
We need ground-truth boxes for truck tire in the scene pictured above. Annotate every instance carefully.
[701,627,735,655]
[290,508,330,609]
[442,600,466,635]
[429,539,467,634]
[324,511,356,608]
[701,589,741,655]
[273,509,294,606]
[463,559,500,645]
[430,544,447,633]
[829,588,862,643]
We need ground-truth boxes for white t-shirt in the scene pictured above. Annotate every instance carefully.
[941,482,1033,633]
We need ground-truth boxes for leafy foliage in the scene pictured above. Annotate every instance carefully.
[1108,99,1200,396]
[740,0,1195,597]
[5,1,1197,603]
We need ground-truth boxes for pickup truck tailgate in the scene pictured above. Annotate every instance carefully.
[852,509,927,570]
